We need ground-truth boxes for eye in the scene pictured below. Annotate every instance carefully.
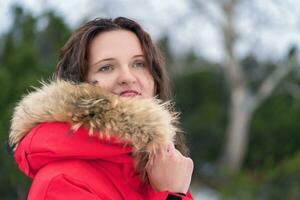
[98,64,113,72]
[133,60,146,68]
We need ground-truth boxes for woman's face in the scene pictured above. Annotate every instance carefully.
[86,30,155,99]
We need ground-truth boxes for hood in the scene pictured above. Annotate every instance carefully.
[10,80,179,179]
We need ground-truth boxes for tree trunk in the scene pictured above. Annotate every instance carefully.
[220,89,254,171]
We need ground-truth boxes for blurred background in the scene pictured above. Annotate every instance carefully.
[0,0,300,199]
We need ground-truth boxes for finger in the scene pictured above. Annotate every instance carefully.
[172,148,183,158]
[160,143,174,159]
[145,157,154,171]
[146,152,157,170]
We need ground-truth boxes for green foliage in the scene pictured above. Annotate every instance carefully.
[37,12,73,68]
[172,52,300,170]
[261,152,300,199]
[172,52,300,199]
[217,152,300,200]
[219,171,260,200]
[0,5,71,199]
[247,92,300,169]
[173,69,228,165]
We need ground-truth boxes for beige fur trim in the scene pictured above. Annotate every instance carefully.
[10,81,179,178]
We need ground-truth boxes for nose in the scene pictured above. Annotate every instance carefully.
[117,65,136,85]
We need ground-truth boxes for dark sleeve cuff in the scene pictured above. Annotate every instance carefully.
[166,193,186,200]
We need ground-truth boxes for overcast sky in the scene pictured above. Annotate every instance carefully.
[1,0,299,62]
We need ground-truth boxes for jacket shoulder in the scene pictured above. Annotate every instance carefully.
[28,173,100,200]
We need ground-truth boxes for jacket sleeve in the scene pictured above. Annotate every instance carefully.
[166,192,193,200]
[36,174,101,200]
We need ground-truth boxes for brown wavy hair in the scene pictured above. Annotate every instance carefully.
[55,17,189,156]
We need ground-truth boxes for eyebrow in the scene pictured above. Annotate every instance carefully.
[92,55,145,66]
[92,58,114,66]
[133,55,144,58]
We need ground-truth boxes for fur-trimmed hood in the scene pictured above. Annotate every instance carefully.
[10,80,180,178]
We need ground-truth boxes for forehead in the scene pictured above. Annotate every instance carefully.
[88,30,144,60]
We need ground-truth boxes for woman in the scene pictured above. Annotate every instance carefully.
[10,17,194,200]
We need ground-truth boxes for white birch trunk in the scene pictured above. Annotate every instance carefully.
[221,89,254,170]
[190,0,298,171]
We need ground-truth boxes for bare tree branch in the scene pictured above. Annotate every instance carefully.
[221,0,247,89]
[189,0,222,27]
[253,56,299,109]
[283,81,300,100]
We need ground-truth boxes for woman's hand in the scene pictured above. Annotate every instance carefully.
[146,143,194,194]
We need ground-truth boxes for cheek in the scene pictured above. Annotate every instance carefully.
[143,73,155,97]
[97,78,115,90]
[88,74,115,90]
[149,78,155,96]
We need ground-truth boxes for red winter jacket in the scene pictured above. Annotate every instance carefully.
[10,81,194,200]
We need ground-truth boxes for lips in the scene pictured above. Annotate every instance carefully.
[120,90,141,97]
